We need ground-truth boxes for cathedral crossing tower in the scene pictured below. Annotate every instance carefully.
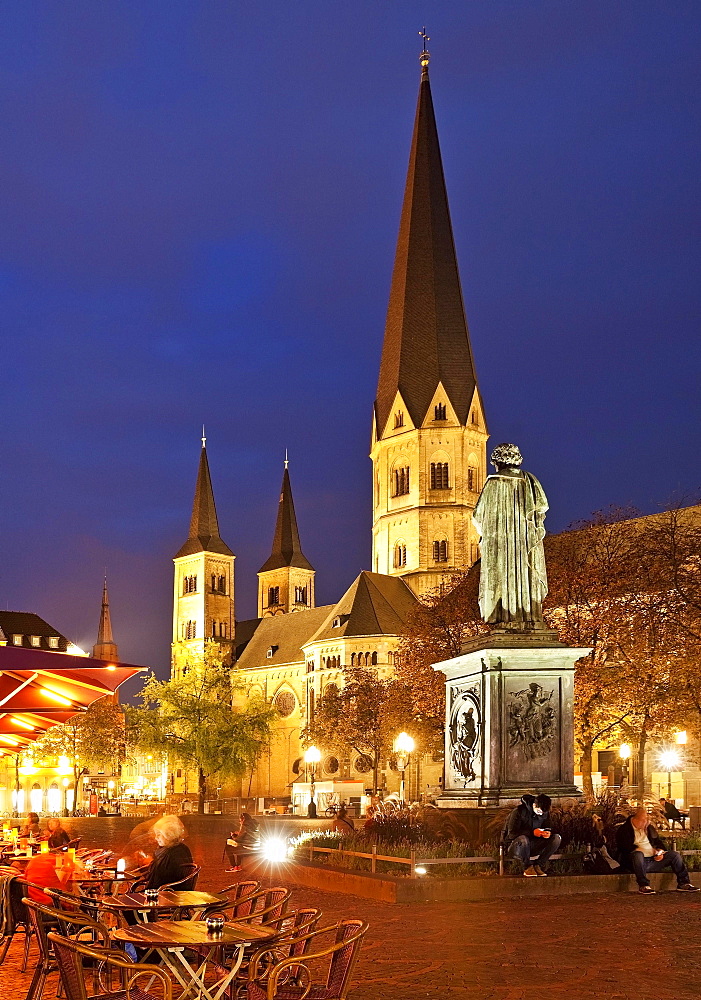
[371,46,488,596]
[171,436,235,676]
[92,577,118,662]
[258,458,315,616]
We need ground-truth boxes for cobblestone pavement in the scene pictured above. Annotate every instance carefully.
[2,817,700,1000]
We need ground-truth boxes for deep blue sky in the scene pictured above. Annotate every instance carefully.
[1,2,699,689]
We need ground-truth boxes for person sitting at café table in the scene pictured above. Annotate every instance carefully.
[145,815,194,889]
[19,813,41,838]
[44,817,70,849]
[659,797,689,830]
[225,813,260,873]
[20,851,75,905]
[616,805,700,894]
[331,804,355,836]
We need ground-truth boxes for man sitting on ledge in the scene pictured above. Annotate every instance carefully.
[502,793,561,877]
[616,805,699,894]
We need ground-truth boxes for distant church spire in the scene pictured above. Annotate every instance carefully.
[175,438,233,558]
[374,41,482,437]
[92,577,118,662]
[259,461,314,574]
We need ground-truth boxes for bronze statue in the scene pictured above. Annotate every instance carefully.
[472,443,548,628]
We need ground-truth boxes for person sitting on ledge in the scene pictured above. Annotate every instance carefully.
[659,798,688,830]
[502,793,561,877]
[616,805,699,895]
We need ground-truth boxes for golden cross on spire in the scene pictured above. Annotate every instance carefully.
[284,448,289,470]
[419,27,430,71]
[201,424,206,448]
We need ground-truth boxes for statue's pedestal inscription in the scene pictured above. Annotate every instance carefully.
[433,631,589,808]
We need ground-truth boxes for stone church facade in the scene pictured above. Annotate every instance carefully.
[170,52,489,805]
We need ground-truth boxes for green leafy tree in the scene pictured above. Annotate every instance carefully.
[34,698,127,815]
[126,648,275,813]
[302,665,416,794]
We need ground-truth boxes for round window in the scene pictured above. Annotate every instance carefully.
[354,754,373,774]
[275,691,296,718]
[324,756,340,775]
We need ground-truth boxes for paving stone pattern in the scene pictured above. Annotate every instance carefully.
[1,816,700,1000]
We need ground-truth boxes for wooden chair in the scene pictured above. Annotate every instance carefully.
[244,919,368,1000]
[235,907,322,989]
[23,897,112,1000]
[48,931,172,1000]
[128,863,200,893]
[66,839,82,851]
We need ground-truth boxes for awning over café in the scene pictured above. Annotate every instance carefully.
[0,645,146,752]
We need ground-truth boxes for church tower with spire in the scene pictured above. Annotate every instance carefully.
[371,43,488,596]
[171,436,235,677]
[92,577,119,662]
[257,459,315,616]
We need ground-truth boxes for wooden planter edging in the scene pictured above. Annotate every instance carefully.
[289,860,683,904]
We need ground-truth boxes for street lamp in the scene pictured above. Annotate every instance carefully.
[394,732,415,805]
[676,731,688,746]
[304,746,321,818]
[659,749,681,800]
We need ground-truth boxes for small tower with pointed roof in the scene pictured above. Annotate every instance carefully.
[92,577,119,662]
[171,434,235,676]
[257,458,315,616]
[371,43,489,596]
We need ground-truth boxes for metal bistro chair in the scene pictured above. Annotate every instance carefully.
[128,863,200,894]
[23,896,112,1000]
[244,919,368,1000]
[48,931,172,1000]
[234,907,322,992]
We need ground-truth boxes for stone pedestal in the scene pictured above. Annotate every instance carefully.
[432,630,590,808]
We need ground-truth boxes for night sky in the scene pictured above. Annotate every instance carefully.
[1,2,699,690]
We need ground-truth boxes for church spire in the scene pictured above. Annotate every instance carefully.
[259,461,314,574]
[92,576,118,662]
[374,46,481,437]
[175,440,233,558]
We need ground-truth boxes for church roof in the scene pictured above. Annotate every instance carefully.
[175,445,234,559]
[235,606,334,670]
[0,612,68,652]
[308,571,419,643]
[374,59,480,436]
[258,467,314,573]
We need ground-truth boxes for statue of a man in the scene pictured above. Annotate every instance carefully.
[472,443,548,628]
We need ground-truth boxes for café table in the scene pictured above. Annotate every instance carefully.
[100,890,228,922]
[112,919,277,1000]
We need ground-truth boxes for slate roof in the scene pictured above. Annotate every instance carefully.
[235,606,334,670]
[175,445,234,558]
[259,467,314,573]
[308,572,419,644]
[375,62,481,436]
[0,612,68,652]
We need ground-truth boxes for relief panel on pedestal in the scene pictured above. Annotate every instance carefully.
[504,678,561,785]
[447,683,482,790]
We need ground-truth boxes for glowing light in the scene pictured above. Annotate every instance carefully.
[10,717,34,731]
[262,838,288,863]
[676,731,688,745]
[40,687,72,706]
[61,778,70,787]
[660,750,681,771]
[0,735,21,746]
[117,859,126,873]
[414,866,427,875]
[108,780,115,790]
[106,665,117,671]
[304,746,321,765]
[619,744,631,760]
[66,643,87,656]
[394,732,415,754]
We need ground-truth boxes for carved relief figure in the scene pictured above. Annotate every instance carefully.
[508,683,555,761]
[449,691,481,785]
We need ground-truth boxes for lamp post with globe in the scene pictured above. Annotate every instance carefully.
[304,746,321,818]
[393,732,415,805]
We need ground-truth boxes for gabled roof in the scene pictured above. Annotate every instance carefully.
[259,467,314,573]
[375,60,481,437]
[175,445,234,559]
[0,612,68,652]
[235,606,334,670]
[307,572,419,644]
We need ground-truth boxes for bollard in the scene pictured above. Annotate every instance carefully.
[371,844,377,874]
[499,843,504,877]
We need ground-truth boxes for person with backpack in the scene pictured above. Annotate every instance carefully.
[502,793,561,877]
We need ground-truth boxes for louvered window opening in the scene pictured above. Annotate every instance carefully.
[430,462,450,490]
[393,467,410,496]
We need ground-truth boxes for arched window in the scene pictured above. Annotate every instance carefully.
[211,621,218,638]
[295,586,307,604]
[393,542,407,568]
[268,586,280,607]
[47,782,61,813]
[468,465,479,492]
[371,651,378,665]
[430,462,450,490]
[218,575,226,593]
[30,783,43,814]
[350,653,356,666]
[394,411,404,429]
[211,574,217,592]
[387,651,394,667]
[220,622,227,638]
[392,465,410,496]
[434,403,447,421]
[185,620,196,640]
[364,652,371,666]
[433,539,448,563]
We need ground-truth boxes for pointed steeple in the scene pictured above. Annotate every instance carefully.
[92,577,119,662]
[374,49,481,436]
[259,463,314,573]
[175,442,234,558]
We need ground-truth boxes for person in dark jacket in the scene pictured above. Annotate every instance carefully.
[502,793,561,877]
[616,806,699,894]
[225,813,260,872]
[145,815,194,890]
[659,798,688,830]
[43,818,70,849]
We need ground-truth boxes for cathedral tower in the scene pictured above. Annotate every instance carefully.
[171,436,235,676]
[371,47,488,596]
[92,577,119,662]
[257,459,315,616]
